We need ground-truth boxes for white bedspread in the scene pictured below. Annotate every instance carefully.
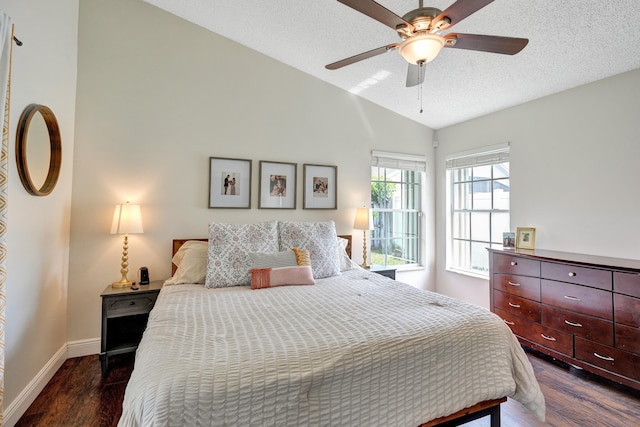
[119,269,545,426]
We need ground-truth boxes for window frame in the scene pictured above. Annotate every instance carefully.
[370,151,426,269]
[445,144,510,277]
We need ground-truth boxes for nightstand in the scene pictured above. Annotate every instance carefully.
[99,280,163,374]
[370,265,396,280]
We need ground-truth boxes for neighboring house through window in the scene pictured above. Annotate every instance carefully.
[370,151,425,268]
[446,144,510,276]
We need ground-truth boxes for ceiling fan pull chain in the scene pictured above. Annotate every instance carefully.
[419,61,424,113]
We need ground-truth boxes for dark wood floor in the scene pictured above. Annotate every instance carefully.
[15,350,640,426]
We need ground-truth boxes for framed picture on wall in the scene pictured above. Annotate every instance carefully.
[303,164,337,209]
[258,161,296,209]
[208,157,252,208]
[516,227,536,250]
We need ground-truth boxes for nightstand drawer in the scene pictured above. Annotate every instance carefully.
[371,267,396,280]
[105,294,158,318]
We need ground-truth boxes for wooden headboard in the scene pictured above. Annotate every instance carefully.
[171,235,352,275]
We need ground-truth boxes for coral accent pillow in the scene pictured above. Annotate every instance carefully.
[250,266,315,289]
[249,248,314,290]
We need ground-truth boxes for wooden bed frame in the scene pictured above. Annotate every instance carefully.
[170,237,506,427]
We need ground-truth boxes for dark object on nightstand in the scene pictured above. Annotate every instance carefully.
[139,266,150,285]
[99,280,163,374]
[370,265,396,280]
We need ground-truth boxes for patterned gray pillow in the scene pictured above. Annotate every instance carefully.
[278,221,340,279]
[205,220,279,288]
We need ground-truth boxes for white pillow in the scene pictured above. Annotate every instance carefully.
[337,237,355,272]
[278,221,340,279]
[165,240,208,285]
[205,220,279,288]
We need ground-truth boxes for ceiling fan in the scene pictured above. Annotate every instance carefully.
[326,0,529,87]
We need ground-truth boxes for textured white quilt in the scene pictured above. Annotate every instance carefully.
[119,269,545,426]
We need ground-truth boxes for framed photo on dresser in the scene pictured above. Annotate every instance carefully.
[516,227,536,249]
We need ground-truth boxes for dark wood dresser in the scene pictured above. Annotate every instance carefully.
[488,248,640,391]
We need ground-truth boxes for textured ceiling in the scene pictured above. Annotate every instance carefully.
[143,0,640,129]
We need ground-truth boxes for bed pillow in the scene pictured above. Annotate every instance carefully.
[337,237,355,272]
[205,220,279,288]
[165,240,208,285]
[278,221,340,279]
[249,248,315,289]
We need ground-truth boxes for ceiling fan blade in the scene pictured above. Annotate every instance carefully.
[433,0,494,30]
[326,43,398,70]
[338,0,413,32]
[406,63,426,87]
[445,33,529,55]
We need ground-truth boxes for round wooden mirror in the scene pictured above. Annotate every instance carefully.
[16,104,62,196]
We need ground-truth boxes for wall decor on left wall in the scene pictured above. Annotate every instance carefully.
[15,104,62,196]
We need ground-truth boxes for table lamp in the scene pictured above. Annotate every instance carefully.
[110,202,143,288]
[353,206,373,269]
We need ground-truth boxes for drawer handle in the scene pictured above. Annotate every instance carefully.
[510,261,517,266]
[503,319,515,326]
[130,301,136,306]
[508,302,521,308]
[563,295,581,301]
[593,352,614,362]
[568,272,577,277]
[564,320,583,328]
[541,334,557,342]
[507,281,521,287]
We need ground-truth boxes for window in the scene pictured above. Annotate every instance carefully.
[446,144,509,276]
[370,151,425,268]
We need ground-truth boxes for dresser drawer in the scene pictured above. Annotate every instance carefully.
[541,305,613,346]
[541,262,612,290]
[493,274,540,301]
[616,323,640,354]
[495,308,573,355]
[614,293,640,328]
[541,279,613,320]
[104,293,158,318]
[494,290,541,323]
[493,253,540,276]
[576,337,640,382]
[614,271,640,298]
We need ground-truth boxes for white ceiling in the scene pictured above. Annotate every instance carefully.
[143,0,640,129]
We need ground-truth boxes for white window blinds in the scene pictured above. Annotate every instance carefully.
[371,150,427,172]
[445,143,509,170]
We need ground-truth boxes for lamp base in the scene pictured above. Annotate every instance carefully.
[361,263,371,269]
[112,278,132,288]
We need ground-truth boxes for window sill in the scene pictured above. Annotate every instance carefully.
[395,265,424,273]
[445,267,489,280]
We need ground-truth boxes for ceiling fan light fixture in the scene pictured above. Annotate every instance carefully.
[398,33,445,65]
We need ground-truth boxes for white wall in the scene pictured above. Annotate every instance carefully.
[68,0,435,345]
[0,0,78,422]
[434,68,640,307]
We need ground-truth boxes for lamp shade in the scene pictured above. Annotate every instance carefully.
[353,207,373,231]
[398,33,445,65]
[110,202,143,235]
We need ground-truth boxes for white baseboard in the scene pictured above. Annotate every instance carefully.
[67,337,100,358]
[4,344,67,427]
[3,338,100,427]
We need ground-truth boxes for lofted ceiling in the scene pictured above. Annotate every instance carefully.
[143,0,640,130]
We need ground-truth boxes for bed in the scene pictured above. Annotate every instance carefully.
[118,220,545,426]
